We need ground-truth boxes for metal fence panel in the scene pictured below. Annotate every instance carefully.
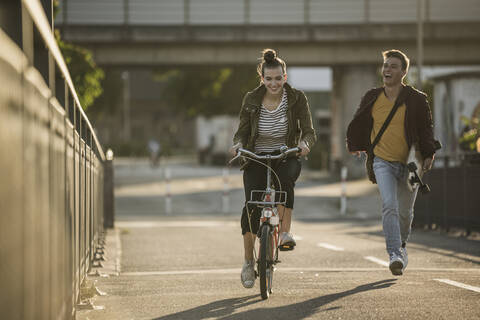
[414,156,480,233]
[250,0,304,24]
[310,0,365,24]
[66,0,124,25]
[429,0,480,22]
[129,0,184,25]
[190,0,244,25]
[369,0,418,23]
[0,1,108,318]
[0,30,26,320]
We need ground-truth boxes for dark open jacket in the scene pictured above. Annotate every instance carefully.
[346,85,437,160]
[233,82,316,154]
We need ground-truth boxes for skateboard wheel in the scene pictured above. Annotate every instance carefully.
[407,162,417,172]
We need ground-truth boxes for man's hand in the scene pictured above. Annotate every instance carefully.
[298,141,310,157]
[229,142,242,157]
[423,156,434,172]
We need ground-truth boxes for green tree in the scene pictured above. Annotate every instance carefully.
[153,66,258,117]
[54,1,104,111]
[55,30,104,110]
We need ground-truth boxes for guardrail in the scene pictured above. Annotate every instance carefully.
[413,153,480,234]
[0,1,111,319]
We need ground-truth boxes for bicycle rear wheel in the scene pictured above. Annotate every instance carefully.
[258,224,274,299]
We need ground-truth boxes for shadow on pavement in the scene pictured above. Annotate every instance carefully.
[153,279,396,320]
[350,228,480,264]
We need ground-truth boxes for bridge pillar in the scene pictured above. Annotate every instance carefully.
[330,65,378,178]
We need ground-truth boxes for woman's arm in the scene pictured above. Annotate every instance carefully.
[297,91,316,151]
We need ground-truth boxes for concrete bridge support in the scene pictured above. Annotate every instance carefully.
[330,65,378,178]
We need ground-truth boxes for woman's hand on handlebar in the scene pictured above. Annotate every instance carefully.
[229,142,242,157]
[297,140,310,157]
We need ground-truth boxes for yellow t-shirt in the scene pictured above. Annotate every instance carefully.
[370,92,409,163]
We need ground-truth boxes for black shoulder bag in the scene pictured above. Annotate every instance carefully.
[366,91,405,184]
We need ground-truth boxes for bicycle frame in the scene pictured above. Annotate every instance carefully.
[230,146,299,299]
[231,146,299,238]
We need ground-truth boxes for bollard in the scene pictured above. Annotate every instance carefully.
[340,166,348,215]
[165,167,172,215]
[104,149,115,228]
[222,168,230,213]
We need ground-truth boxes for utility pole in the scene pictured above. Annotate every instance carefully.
[122,71,131,141]
[417,0,424,90]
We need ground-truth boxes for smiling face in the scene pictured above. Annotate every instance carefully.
[262,66,286,95]
[382,56,406,87]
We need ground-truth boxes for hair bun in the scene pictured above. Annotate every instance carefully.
[263,49,276,63]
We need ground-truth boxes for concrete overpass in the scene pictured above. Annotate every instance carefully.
[58,22,480,67]
[57,0,480,66]
[56,0,480,176]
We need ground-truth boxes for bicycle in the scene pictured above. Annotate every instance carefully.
[229,146,300,300]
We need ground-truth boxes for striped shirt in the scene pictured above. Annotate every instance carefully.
[255,89,288,153]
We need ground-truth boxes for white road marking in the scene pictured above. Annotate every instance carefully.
[296,179,376,197]
[115,228,122,274]
[364,256,389,267]
[116,220,237,228]
[434,279,480,293]
[121,267,480,276]
[115,174,244,196]
[317,243,345,251]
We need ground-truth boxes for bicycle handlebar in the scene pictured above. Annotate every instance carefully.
[229,146,300,165]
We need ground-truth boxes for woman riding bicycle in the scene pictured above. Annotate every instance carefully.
[229,49,316,288]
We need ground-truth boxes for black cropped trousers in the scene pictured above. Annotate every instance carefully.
[240,156,301,235]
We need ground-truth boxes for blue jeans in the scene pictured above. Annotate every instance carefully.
[373,157,418,257]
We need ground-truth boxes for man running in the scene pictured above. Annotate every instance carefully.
[346,49,438,275]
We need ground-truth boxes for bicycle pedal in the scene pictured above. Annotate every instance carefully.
[279,244,295,251]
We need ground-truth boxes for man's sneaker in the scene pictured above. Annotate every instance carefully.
[389,252,404,276]
[279,232,296,246]
[401,246,408,271]
[241,260,255,288]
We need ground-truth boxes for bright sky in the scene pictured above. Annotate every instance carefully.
[287,67,332,91]
[287,66,480,92]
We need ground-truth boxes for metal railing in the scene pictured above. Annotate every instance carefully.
[413,152,480,234]
[0,0,112,319]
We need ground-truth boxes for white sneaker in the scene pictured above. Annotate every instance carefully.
[389,252,404,276]
[241,260,255,288]
[280,232,296,246]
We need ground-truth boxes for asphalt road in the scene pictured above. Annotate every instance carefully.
[77,160,480,320]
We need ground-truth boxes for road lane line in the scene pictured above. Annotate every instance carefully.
[364,256,389,267]
[317,243,345,251]
[434,279,480,293]
[116,221,237,228]
[121,267,480,276]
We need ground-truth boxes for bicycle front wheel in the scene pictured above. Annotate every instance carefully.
[258,224,274,300]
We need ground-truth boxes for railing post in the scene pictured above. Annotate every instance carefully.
[443,156,449,231]
[104,149,115,229]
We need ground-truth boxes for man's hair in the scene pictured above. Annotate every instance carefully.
[382,49,410,71]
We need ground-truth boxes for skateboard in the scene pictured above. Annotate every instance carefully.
[406,141,441,194]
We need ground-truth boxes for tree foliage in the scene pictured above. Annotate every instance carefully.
[55,30,104,110]
[153,66,259,117]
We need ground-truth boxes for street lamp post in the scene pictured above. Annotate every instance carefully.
[417,0,424,90]
[122,71,131,142]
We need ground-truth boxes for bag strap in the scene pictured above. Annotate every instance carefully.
[370,87,406,152]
